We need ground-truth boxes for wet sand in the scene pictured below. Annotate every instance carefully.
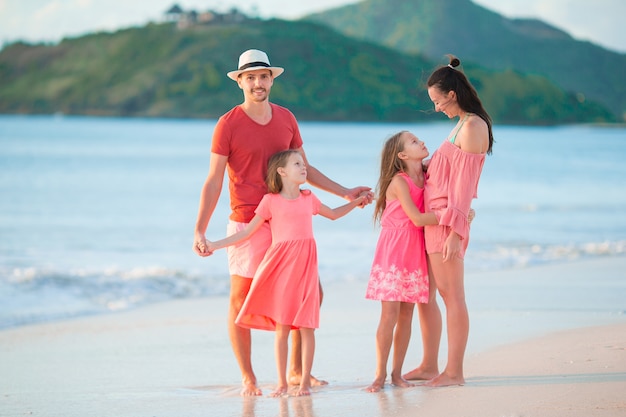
[1,257,625,417]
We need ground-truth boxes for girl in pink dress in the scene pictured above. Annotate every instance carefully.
[206,149,368,397]
[364,131,439,392]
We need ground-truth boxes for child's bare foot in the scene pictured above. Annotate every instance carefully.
[424,372,465,387]
[402,366,439,381]
[364,377,386,393]
[269,385,289,398]
[289,374,328,387]
[240,381,262,396]
[390,375,414,388]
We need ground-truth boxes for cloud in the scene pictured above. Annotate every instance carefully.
[554,1,626,51]
[32,1,63,23]
[2,0,625,53]
[474,0,626,53]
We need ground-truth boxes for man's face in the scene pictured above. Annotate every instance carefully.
[238,69,273,102]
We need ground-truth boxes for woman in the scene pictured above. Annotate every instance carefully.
[405,55,494,387]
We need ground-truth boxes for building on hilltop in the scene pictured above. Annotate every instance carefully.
[164,4,184,22]
[164,4,251,29]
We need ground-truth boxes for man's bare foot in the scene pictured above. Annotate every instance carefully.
[424,372,465,387]
[240,381,262,396]
[288,374,328,387]
[269,385,289,398]
[364,377,386,393]
[390,375,415,388]
[402,366,439,381]
[294,384,311,396]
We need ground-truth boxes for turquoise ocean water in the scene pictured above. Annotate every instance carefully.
[1,115,625,328]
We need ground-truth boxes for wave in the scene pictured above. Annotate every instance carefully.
[466,240,626,270]
[0,266,229,329]
[1,240,624,330]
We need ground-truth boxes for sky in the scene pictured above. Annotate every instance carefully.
[0,0,624,53]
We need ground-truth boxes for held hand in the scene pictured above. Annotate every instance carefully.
[356,190,373,207]
[468,208,476,224]
[205,241,218,254]
[346,186,374,208]
[442,231,461,262]
[193,235,213,257]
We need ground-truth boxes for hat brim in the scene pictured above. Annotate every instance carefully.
[227,66,284,81]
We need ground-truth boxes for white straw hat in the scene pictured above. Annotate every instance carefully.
[227,49,284,81]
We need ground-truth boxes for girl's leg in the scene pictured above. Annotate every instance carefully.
[404,261,442,381]
[390,302,415,387]
[425,253,467,387]
[271,324,291,397]
[288,282,327,387]
[295,327,315,396]
[365,301,400,392]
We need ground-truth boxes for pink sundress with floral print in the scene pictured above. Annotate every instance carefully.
[365,173,429,303]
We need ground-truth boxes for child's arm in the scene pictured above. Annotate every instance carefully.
[390,176,438,227]
[206,215,266,252]
[318,193,369,221]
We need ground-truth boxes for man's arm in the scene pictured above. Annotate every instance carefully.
[193,152,227,256]
[296,147,373,203]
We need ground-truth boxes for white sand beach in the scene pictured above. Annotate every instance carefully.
[1,257,625,417]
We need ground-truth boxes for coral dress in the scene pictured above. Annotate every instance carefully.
[366,173,429,303]
[235,190,321,331]
[424,136,486,259]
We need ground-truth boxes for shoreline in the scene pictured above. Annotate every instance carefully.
[1,257,625,416]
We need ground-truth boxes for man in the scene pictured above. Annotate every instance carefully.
[193,49,372,396]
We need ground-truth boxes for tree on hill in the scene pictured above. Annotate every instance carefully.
[0,18,615,124]
[304,0,626,122]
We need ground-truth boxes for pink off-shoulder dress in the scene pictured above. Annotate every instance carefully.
[424,136,486,259]
[365,173,429,303]
[235,190,321,331]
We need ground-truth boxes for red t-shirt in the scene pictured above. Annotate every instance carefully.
[211,103,304,222]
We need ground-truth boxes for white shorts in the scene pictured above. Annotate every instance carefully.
[226,220,271,278]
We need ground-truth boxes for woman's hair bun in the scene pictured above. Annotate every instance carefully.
[447,54,461,68]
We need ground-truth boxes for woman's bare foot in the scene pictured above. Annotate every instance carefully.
[309,375,328,386]
[240,381,262,396]
[269,385,289,398]
[289,374,328,387]
[364,376,386,393]
[402,366,439,381]
[294,384,311,396]
[424,372,465,387]
[390,375,415,388]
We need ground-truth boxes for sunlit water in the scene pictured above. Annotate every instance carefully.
[1,115,624,328]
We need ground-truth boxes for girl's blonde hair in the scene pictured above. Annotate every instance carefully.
[266,149,300,193]
[374,131,409,223]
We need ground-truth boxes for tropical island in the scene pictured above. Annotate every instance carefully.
[0,0,623,125]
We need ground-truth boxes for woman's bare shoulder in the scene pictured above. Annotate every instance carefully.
[460,116,488,154]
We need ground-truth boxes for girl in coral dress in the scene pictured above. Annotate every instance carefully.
[206,149,368,397]
[364,131,439,392]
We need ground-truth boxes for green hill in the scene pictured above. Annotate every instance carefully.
[304,0,626,122]
[0,17,614,124]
